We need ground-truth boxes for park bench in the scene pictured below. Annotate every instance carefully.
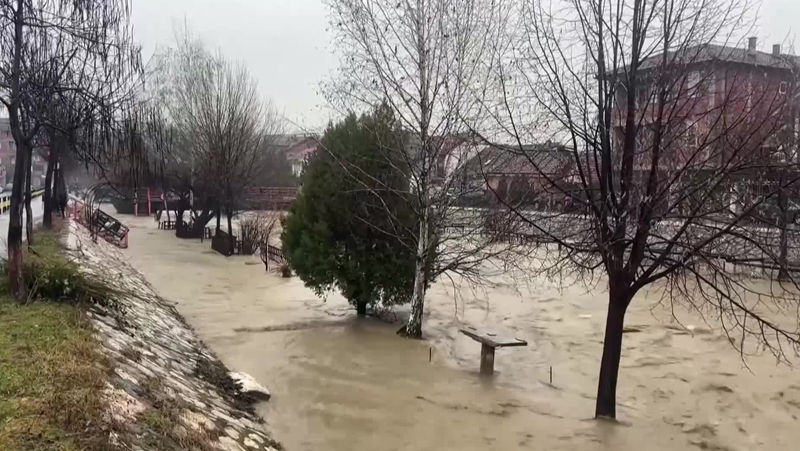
[84,208,129,248]
[460,327,528,375]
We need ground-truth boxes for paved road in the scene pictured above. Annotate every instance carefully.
[0,197,44,256]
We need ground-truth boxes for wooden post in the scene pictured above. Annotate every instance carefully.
[480,343,496,375]
[460,328,527,376]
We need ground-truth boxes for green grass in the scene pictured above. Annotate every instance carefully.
[0,222,112,451]
[136,377,221,451]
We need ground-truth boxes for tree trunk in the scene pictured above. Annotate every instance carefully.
[403,259,427,338]
[57,166,67,218]
[402,213,430,338]
[24,149,33,244]
[43,143,58,228]
[163,189,171,223]
[595,291,630,419]
[216,208,221,233]
[52,162,59,213]
[7,142,28,301]
[227,210,235,255]
[778,180,789,280]
[356,301,367,317]
[6,0,27,301]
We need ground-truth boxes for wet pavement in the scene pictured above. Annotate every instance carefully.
[0,197,43,255]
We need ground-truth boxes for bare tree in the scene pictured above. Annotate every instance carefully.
[155,32,283,247]
[232,213,281,267]
[0,0,140,301]
[32,48,142,230]
[326,0,521,338]
[477,0,800,418]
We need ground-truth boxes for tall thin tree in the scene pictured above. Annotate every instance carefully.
[326,0,521,338]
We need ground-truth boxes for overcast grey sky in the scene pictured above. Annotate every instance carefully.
[131,0,336,133]
[131,0,800,132]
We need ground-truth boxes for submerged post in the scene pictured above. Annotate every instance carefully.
[460,328,527,376]
[480,343,496,375]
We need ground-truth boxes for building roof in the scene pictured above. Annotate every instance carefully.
[267,134,306,148]
[284,137,319,162]
[469,143,573,176]
[639,43,800,72]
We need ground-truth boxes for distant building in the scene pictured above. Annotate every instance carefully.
[282,136,319,177]
[430,134,483,185]
[0,118,50,189]
[466,143,574,207]
[611,38,800,214]
[0,118,17,187]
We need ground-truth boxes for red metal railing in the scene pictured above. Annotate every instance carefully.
[68,198,129,248]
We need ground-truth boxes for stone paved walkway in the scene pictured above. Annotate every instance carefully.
[66,221,280,451]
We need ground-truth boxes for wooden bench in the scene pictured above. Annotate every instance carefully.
[460,328,528,375]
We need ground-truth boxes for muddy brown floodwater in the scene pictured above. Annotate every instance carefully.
[119,213,800,451]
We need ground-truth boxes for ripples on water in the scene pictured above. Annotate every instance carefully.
[122,215,800,451]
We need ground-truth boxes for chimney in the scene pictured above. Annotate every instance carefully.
[748,36,757,51]
[773,44,781,56]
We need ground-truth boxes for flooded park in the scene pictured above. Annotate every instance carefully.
[116,212,800,451]
[3,2,800,451]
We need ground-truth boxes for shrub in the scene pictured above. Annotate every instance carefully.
[239,214,279,256]
[278,263,291,278]
[0,223,122,311]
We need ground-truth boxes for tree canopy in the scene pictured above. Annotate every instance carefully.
[282,106,416,315]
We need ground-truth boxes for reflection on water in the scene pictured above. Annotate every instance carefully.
[121,214,800,451]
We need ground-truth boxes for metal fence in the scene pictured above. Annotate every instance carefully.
[266,244,286,264]
[0,189,45,213]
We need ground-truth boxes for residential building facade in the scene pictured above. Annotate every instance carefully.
[611,38,800,216]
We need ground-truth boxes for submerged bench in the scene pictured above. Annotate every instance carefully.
[460,328,528,375]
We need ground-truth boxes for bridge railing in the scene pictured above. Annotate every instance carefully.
[0,189,46,214]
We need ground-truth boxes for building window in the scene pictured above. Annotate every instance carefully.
[685,124,698,148]
[688,71,700,98]
[637,85,650,107]
[708,72,717,108]
[616,83,632,108]
[779,81,788,94]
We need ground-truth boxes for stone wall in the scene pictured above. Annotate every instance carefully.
[65,222,280,451]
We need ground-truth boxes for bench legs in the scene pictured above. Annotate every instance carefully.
[480,343,496,375]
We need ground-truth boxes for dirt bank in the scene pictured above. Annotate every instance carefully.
[120,213,800,451]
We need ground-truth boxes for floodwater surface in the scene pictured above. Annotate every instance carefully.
[119,214,800,451]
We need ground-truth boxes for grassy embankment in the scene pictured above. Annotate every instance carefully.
[0,222,113,451]
[0,220,260,451]
[0,221,114,451]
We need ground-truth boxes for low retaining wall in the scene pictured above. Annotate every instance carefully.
[65,221,280,451]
